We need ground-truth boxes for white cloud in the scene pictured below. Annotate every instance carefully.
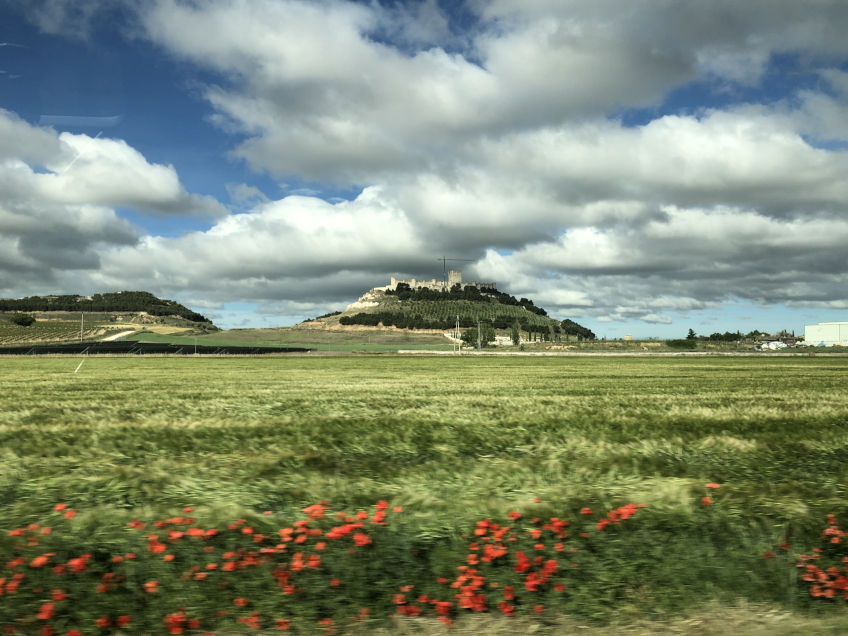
[36,132,226,216]
[0,109,223,294]
[5,1,848,332]
[86,186,426,300]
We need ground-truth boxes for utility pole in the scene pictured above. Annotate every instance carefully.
[80,312,84,342]
[477,319,481,351]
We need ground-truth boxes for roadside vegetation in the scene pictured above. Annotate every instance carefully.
[2,357,848,632]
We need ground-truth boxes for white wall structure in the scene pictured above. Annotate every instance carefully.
[804,322,848,346]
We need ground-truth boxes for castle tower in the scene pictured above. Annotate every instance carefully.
[448,270,462,287]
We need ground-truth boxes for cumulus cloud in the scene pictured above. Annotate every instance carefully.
[4,1,848,330]
[84,187,428,301]
[0,109,222,295]
[473,206,848,323]
[139,0,848,184]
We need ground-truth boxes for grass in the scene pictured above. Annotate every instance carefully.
[2,356,848,632]
[127,326,454,352]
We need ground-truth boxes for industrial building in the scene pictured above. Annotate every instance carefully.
[804,321,848,346]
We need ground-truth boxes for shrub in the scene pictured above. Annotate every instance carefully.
[666,339,697,350]
[10,313,35,326]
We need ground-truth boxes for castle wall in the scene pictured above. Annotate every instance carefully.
[385,270,495,292]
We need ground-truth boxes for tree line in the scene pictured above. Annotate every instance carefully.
[386,283,549,317]
[339,311,596,341]
[686,328,792,342]
[0,292,210,323]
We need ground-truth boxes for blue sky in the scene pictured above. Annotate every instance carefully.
[1,0,848,336]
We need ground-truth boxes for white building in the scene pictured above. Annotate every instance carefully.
[804,321,848,347]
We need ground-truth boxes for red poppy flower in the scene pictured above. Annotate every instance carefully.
[36,602,55,620]
[580,507,592,515]
[701,496,713,506]
[233,597,248,607]
[353,532,371,546]
[94,617,110,628]
[705,483,720,489]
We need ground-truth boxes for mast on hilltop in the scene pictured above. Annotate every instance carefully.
[437,257,473,287]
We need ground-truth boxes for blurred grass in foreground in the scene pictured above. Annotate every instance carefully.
[1,356,848,630]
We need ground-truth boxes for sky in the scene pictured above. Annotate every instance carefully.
[1,0,847,338]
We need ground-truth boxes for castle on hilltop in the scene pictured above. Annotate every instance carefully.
[376,270,495,293]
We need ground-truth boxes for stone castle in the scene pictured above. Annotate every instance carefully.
[377,270,495,292]
[346,270,495,312]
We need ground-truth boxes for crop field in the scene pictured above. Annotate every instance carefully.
[128,326,455,352]
[0,315,116,345]
[2,356,848,633]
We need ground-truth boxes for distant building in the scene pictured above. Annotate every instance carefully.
[377,270,495,292]
[804,321,848,346]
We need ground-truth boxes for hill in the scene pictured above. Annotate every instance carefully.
[308,278,596,343]
[0,291,211,323]
[0,292,217,346]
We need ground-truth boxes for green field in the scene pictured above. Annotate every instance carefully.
[2,356,848,632]
[128,326,455,352]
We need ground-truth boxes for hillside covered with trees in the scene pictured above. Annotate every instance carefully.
[335,283,595,341]
[0,291,211,323]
